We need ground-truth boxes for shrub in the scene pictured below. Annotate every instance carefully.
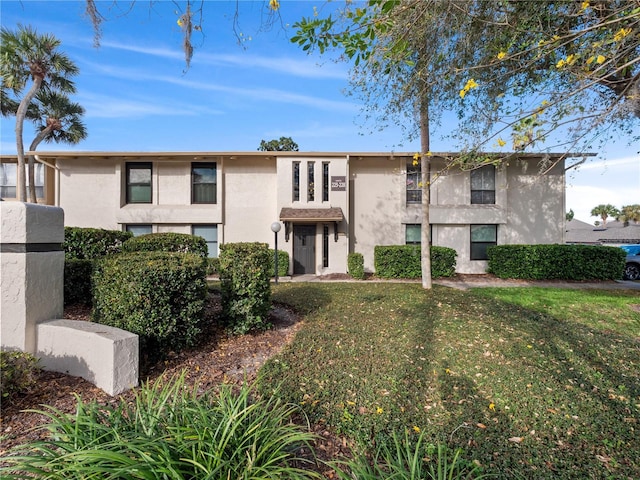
[63,227,133,306]
[374,245,457,279]
[1,373,319,479]
[348,252,365,279]
[0,351,40,402]
[268,249,290,277]
[206,257,220,276]
[122,232,208,260]
[63,259,94,306]
[92,251,207,364]
[63,227,132,260]
[487,244,625,280]
[219,242,272,335]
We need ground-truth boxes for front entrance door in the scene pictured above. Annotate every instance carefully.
[293,225,316,274]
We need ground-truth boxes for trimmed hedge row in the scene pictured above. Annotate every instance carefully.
[92,251,207,365]
[219,243,272,335]
[374,245,457,279]
[63,227,132,260]
[63,227,133,306]
[122,232,208,260]
[487,244,625,280]
[268,249,290,278]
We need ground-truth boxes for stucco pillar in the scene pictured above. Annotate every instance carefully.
[1,202,64,354]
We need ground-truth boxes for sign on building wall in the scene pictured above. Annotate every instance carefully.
[331,176,346,191]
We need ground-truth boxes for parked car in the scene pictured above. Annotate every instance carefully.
[620,244,640,280]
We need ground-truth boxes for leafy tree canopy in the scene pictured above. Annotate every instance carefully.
[258,136,299,151]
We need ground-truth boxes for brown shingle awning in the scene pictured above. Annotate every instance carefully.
[279,207,344,222]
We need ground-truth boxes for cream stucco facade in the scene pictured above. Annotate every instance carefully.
[1,151,568,275]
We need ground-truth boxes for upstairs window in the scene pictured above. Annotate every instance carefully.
[322,162,329,202]
[406,159,421,204]
[1,162,44,199]
[292,162,300,201]
[192,162,216,204]
[126,162,152,204]
[470,165,495,204]
[470,224,497,260]
[307,161,315,201]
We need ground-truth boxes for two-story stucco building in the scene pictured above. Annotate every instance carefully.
[0,151,570,275]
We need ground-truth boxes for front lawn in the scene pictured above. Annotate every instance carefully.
[261,283,640,479]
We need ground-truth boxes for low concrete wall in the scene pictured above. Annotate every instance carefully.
[37,319,139,396]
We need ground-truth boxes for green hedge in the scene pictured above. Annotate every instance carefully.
[219,243,271,335]
[92,252,207,365]
[268,249,289,278]
[206,257,220,276]
[122,232,208,259]
[374,245,457,279]
[64,259,94,306]
[348,253,365,279]
[63,227,132,260]
[487,244,625,280]
[63,227,133,305]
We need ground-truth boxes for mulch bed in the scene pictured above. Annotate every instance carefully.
[0,294,351,476]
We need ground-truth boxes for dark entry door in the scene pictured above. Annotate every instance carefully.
[293,225,316,274]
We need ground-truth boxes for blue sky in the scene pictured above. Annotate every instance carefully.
[1,0,637,223]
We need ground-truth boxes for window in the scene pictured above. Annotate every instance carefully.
[406,159,421,204]
[322,225,329,268]
[322,162,329,202]
[307,161,315,201]
[405,223,432,245]
[470,224,497,260]
[192,163,216,204]
[126,225,152,236]
[292,162,300,201]
[405,224,421,245]
[192,225,218,258]
[126,162,152,204]
[1,162,44,199]
[470,165,495,204]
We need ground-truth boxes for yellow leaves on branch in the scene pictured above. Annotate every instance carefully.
[269,0,280,11]
[497,51,507,60]
[459,78,478,99]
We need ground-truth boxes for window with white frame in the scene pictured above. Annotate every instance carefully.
[470,224,497,260]
[192,225,218,258]
[470,165,495,204]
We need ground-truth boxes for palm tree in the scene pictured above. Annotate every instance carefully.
[0,25,78,202]
[590,204,620,227]
[617,204,640,226]
[25,90,87,202]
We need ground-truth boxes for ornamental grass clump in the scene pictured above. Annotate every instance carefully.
[1,372,320,479]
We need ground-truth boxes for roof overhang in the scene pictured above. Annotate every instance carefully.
[279,207,344,222]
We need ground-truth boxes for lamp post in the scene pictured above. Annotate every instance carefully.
[270,222,282,284]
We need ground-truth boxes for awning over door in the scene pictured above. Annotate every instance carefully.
[279,207,344,222]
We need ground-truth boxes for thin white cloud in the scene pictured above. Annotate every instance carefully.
[577,155,639,171]
[100,40,347,79]
[77,92,224,119]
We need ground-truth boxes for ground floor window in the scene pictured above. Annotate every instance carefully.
[126,224,152,236]
[470,224,497,260]
[192,224,218,258]
[405,223,432,245]
[323,225,329,267]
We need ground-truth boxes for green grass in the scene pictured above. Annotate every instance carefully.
[260,283,640,479]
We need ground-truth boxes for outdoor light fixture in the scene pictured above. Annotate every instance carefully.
[271,222,282,283]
